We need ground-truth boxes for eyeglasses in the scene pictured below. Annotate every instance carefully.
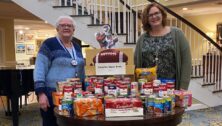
[148,11,161,18]
[59,24,73,29]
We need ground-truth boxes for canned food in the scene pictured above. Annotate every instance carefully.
[108,84,117,97]
[146,95,155,113]
[140,95,147,109]
[163,96,172,113]
[131,82,139,97]
[67,78,80,82]
[119,82,128,97]
[95,82,103,95]
[138,79,147,94]
[166,82,175,95]
[73,82,82,95]
[56,81,68,92]
[154,97,164,114]
[63,85,73,99]
[123,77,131,84]
[159,84,167,97]
[170,94,175,109]
[153,80,161,87]
[143,82,153,96]
[61,98,73,116]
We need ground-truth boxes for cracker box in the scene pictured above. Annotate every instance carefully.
[74,98,104,117]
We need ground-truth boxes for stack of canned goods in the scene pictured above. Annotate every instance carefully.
[144,94,174,114]
[53,76,192,117]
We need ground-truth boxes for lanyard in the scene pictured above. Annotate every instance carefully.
[56,36,77,60]
[56,36,79,76]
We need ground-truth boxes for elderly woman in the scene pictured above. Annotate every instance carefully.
[34,16,85,126]
[134,3,192,90]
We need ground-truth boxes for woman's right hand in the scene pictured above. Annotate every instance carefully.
[38,93,50,112]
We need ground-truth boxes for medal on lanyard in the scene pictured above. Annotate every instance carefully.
[70,47,78,66]
[56,36,78,66]
[71,59,78,66]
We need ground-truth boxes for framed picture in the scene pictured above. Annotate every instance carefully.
[36,39,44,52]
[26,44,35,55]
[24,33,35,41]
[16,32,25,42]
[16,44,25,53]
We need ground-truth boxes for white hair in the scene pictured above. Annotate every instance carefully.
[55,16,76,29]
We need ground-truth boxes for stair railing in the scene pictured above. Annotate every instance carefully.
[148,0,222,92]
[52,0,141,44]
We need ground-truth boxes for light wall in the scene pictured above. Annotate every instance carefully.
[0,18,16,65]
[181,13,222,63]
[184,13,222,38]
[15,29,56,65]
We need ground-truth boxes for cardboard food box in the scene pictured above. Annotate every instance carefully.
[105,98,143,117]
[85,48,135,76]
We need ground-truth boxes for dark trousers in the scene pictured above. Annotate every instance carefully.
[40,90,58,126]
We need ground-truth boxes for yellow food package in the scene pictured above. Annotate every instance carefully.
[135,66,157,82]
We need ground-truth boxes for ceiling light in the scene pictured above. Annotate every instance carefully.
[44,21,48,24]
[182,8,188,11]
[19,30,24,34]
[206,32,214,37]
[25,27,30,30]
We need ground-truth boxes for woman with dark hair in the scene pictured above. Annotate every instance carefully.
[134,3,192,90]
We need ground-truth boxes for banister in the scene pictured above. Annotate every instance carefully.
[148,0,222,52]
[119,0,139,43]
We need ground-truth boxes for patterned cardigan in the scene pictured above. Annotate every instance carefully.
[34,37,85,95]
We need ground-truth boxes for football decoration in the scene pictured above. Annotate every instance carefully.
[95,32,106,43]
[93,49,128,63]
[95,24,118,49]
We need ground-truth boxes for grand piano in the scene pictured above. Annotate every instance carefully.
[0,65,34,126]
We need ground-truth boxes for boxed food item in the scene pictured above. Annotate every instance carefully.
[74,98,104,117]
[105,98,143,117]
[52,92,63,106]
[135,66,157,82]
[174,90,192,108]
